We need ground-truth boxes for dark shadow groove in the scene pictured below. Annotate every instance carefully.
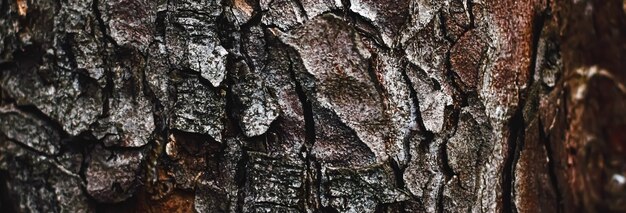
[0,170,18,213]
[539,120,563,213]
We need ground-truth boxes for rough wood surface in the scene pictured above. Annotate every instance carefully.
[1,0,625,212]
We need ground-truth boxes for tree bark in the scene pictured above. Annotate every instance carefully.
[0,0,624,212]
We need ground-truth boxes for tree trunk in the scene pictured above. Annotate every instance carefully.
[0,0,625,212]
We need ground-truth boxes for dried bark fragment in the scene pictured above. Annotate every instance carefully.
[260,0,306,30]
[403,134,446,213]
[450,30,487,89]
[242,151,305,212]
[0,105,61,155]
[513,17,561,212]
[85,145,145,203]
[322,164,410,213]
[513,115,558,212]
[348,0,410,46]
[1,50,104,136]
[201,46,229,87]
[400,0,446,44]
[170,73,226,142]
[310,105,377,167]
[403,14,449,84]
[472,0,543,211]
[406,71,453,133]
[443,107,491,211]
[372,53,417,166]
[56,0,107,86]
[91,51,155,147]
[284,14,411,163]
[244,31,307,156]
[145,41,171,104]
[215,137,244,212]
[477,0,541,126]
[403,17,455,133]
[299,0,342,19]
[232,61,281,138]
[165,0,227,87]
[0,137,91,213]
[97,0,157,50]
[442,0,472,41]
[231,0,256,25]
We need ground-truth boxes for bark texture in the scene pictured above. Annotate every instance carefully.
[0,0,625,212]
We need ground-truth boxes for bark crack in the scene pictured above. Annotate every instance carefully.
[539,119,563,213]
[286,42,320,210]
[503,108,523,213]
